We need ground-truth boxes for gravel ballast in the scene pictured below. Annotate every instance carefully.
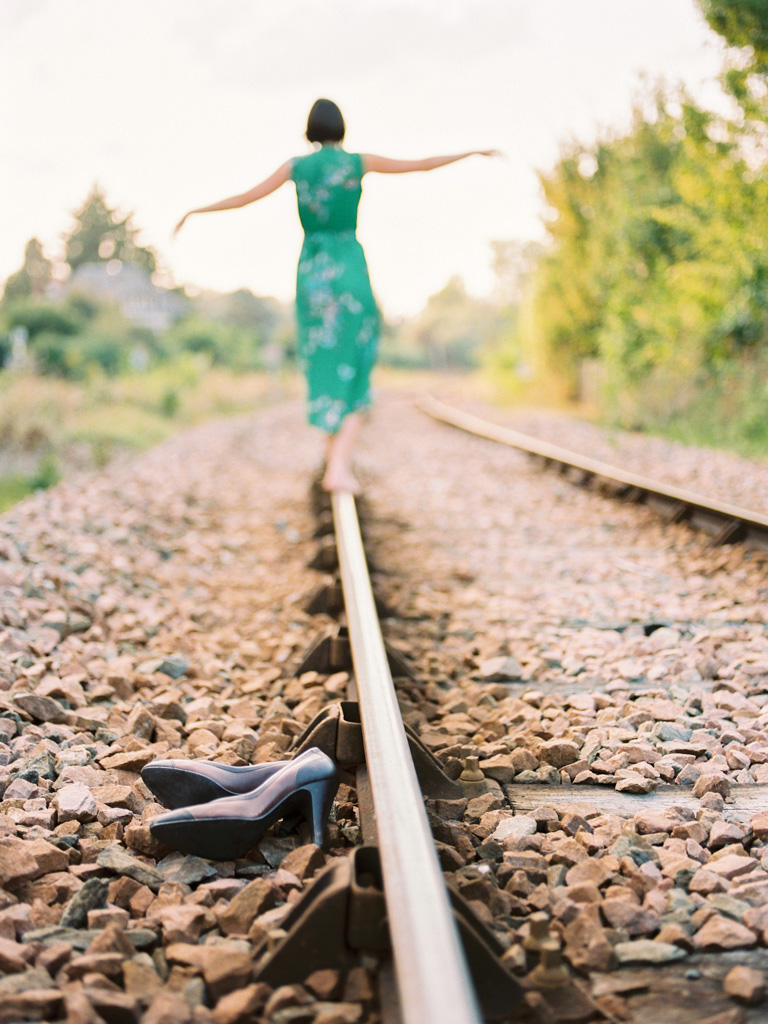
[1,389,767,1024]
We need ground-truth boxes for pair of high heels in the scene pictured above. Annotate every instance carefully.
[143,747,338,860]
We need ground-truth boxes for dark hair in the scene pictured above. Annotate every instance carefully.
[306,98,345,144]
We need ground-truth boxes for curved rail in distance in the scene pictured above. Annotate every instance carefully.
[418,394,768,549]
[331,492,482,1024]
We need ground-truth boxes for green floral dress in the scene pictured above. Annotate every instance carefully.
[290,146,379,434]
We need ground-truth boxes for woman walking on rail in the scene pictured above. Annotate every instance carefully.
[174,98,498,494]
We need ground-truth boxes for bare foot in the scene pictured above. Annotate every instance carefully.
[322,468,362,495]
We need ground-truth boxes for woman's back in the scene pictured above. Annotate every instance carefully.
[291,148,364,234]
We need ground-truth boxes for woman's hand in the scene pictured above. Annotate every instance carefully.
[172,213,190,238]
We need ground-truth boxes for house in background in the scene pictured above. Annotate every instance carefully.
[59,261,186,331]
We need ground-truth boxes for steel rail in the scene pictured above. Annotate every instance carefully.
[418,393,768,547]
[331,492,482,1024]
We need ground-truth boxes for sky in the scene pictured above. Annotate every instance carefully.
[1,0,727,317]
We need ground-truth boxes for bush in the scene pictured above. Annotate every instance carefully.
[5,302,79,340]
[76,332,130,376]
[160,387,180,418]
[162,317,263,371]
[29,455,60,490]
[30,332,77,378]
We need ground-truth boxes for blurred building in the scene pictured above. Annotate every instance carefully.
[57,261,186,331]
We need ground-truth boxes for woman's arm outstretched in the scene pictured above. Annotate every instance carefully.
[361,150,501,174]
[173,160,293,236]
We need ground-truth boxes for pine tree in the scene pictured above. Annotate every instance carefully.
[64,184,157,273]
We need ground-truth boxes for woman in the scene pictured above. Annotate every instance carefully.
[174,98,498,493]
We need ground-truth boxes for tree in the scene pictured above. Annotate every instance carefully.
[698,0,768,68]
[2,238,52,302]
[64,184,157,273]
[398,276,502,368]
[521,84,768,412]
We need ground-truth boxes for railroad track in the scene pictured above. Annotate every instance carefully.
[3,397,767,1024]
[253,488,533,1023]
[418,393,768,550]
[247,405,768,1024]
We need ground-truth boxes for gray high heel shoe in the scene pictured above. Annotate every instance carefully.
[149,748,339,858]
[141,758,287,809]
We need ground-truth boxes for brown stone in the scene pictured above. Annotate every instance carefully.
[565,858,614,888]
[0,989,63,1022]
[65,951,125,980]
[689,869,728,895]
[478,753,517,783]
[91,784,142,812]
[693,914,757,951]
[671,820,708,843]
[85,988,141,1024]
[314,1004,364,1024]
[707,853,756,880]
[98,749,155,772]
[655,923,694,951]
[692,773,731,799]
[87,906,130,930]
[153,904,215,944]
[566,883,602,904]
[36,942,72,976]
[615,774,656,794]
[212,982,271,1024]
[0,838,67,887]
[128,885,154,918]
[165,942,253,1001]
[108,876,144,908]
[601,900,660,937]
[143,990,193,1024]
[13,692,68,724]
[280,844,325,881]
[0,937,31,974]
[62,986,104,1024]
[723,965,765,1005]
[539,739,581,768]
[305,969,344,1001]
[709,821,746,849]
[634,812,680,835]
[202,949,253,1002]
[342,967,375,1004]
[123,820,166,857]
[509,748,538,772]
[122,959,164,1005]
[563,904,614,972]
[53,783,98,823]
[216,878,277,936]
[87,923,135,957]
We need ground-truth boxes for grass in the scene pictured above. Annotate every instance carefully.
[0,364,297,511]
[0,455,60,513]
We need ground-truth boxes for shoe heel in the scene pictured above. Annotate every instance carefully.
[302,777,338,847]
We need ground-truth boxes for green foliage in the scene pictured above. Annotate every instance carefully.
[395,276,504,369]
[160,387,180,418]
[2,239,52,302]
[162,316,264,371]
[523,86,768,419]
[2,300,135,379]
[698,0,768,68]
[5,302,80,339]
[632,354,768,457]
[30,333,77,378]
[28,455,60,490]
[64,184,157,273]
[0,455,60,513]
